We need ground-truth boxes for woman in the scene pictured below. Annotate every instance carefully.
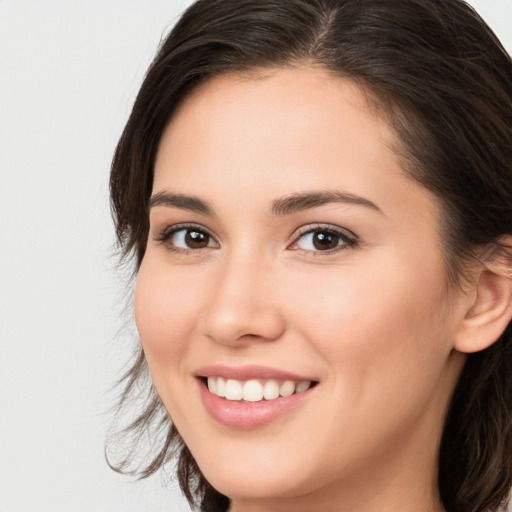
[107,0,512,511]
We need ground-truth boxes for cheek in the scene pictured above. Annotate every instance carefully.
[134,259,202,379]
[282,255,457,470]
[289,250,454,393]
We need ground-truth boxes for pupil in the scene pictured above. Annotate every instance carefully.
[313,232,338,250]
[185,230,208,248]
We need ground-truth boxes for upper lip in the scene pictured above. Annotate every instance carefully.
[194,364,318,382]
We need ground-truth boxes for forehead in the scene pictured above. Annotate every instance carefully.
[155,66,399,188]
[153,66,439,230]
[166,66,391,140]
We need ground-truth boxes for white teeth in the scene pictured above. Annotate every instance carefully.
[216,377,226,398]
[225,379,243,400]
[206,377,313,402]
[207,377,217,395]
[263,379,280,400]
[242,380,264,402]
[296,381,311,393]
[279,380,295,397]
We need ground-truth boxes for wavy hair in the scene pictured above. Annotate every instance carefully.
[107,1,512,511]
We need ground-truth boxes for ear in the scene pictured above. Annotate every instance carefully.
[454,259,512,354]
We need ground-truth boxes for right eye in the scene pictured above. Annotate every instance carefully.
[155,225,219,252]
[172,228,217,249]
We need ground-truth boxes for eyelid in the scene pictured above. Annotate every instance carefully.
[152,222,219,251]
[151,221,357,255]
[153,222,208,240]
[288,223,358,253]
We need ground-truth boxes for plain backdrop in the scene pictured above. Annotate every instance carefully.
[0,1,511,511]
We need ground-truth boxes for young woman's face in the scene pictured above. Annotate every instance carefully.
[136,67,467,510]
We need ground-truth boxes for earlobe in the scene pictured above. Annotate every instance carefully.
[454,267,512,354]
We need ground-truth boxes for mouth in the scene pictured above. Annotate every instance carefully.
[194,365,319,429]
[203,376,316,403]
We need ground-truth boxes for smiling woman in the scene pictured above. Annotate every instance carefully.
[107,1,512,511]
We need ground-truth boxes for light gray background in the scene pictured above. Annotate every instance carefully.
[0,1,510,511]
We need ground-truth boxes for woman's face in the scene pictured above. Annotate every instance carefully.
[136,67,467,509]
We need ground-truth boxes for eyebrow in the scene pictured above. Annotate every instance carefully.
[148,191,214,215]
[148,189,383,216]
[271,190,383,216]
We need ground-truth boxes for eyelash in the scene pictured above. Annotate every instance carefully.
[290,224,358,254]
[153,223,358,255]
[153,223,217,255]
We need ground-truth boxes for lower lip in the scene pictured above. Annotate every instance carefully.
[198,379,316,429]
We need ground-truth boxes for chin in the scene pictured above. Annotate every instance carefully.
[202,464,310,502]
[187,437,328,502]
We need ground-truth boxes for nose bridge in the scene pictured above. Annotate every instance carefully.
[201,245,284,345]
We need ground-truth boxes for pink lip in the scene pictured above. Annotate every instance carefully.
[194,364,316,382]
[194,365,318,429]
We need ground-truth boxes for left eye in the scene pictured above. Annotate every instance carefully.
[293,229,355,252]
[170,228,218,249]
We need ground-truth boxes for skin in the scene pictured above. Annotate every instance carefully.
[135,67,475,512]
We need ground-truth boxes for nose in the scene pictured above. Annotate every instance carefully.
[200,252,286,347]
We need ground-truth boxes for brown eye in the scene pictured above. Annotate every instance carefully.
[185,230,210,248]
[293,227,356,253]
[168,227,218,250]
[311,231,339,250]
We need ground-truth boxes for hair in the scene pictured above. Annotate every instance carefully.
[107,1,512,511]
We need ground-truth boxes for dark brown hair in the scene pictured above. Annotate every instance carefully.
[108,1,512,511]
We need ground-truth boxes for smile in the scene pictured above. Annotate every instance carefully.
[195,365,319,429]
[206,377,313,402]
